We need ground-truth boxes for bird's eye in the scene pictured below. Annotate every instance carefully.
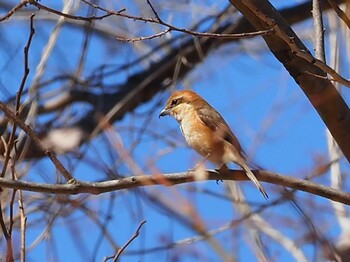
[171,98,179,106]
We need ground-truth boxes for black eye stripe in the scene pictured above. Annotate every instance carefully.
[171,98,179,105]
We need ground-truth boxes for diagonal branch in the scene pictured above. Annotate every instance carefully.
[229,0,350,162]
[326,0,350,29]
[110,220,147,261]
[1,0,347,159]
[0,102,75,183]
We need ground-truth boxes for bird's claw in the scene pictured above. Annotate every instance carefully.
[216,179,223,185]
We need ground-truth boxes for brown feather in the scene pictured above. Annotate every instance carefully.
[160,90,268,199]
[195,102,243,155]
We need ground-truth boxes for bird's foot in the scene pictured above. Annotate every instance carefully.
[214,165,228,184]
[216,179,223,185]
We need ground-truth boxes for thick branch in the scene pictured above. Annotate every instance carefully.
[0,170,349,205]
[1,0,346,159]
[229,0,350,162]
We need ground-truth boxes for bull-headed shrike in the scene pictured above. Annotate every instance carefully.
[159,90,268,199]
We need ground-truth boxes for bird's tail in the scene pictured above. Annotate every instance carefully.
[239,161,268,199]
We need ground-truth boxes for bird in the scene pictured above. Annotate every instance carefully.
[159,90,268,199]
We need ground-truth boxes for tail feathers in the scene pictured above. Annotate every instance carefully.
[240,161,268,200]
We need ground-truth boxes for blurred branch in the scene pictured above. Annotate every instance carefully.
[18,187,26,262]
[230,182,309,262]
[0,169,349,205]
[0,102,75,183]
[225,183,270,261]
[326,0,350,29]
[326,6,350,251]
[1,13,35,179]
[0,14,35,262]
[253,214,308,261]
[2,0,346,159]
[125,196,287,255]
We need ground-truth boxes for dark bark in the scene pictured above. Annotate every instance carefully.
[0,0,347,159]
[228,0,350,162]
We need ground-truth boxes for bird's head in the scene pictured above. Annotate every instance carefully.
[159,90,202,122]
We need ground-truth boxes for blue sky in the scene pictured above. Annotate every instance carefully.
[0,0,349,261]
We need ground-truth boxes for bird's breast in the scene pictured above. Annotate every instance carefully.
[180,119,203,145]
[179,117,224,164]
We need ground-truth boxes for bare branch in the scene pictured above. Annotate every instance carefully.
[0,0,27,22]
[0,103,75,183]
[1,13,35,179]
[1,1,346,160]
[106,220,146,262]
[116,28,171,43]
[0,170,349,205]
[18,188,26,262]
[313,0,326,62]
[83,0,273,40]
[229,0,350,162]
[326,0,350,29]
[28,0,117,21]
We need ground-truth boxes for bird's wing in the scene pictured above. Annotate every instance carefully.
[198,106,267,198]
[197,105,243,152]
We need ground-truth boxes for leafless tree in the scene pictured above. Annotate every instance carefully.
[0,0,349,261]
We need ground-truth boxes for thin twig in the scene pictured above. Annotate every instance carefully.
[123,196,293,255]
[109,220,146,261]
[273,21,350,88]
[147,0,273,39]
[117,27,273,42]
[0,13,35,262]
[0,0,27,22]
[28,0,115,21]
[8,165,16,244]
[106,125,234,262]
[81,0,273,40]
[0,199,10,253]
[1,14,35,179]
[116,28,171,42]
[0,102,75,183]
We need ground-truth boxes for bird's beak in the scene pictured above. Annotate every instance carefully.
[159,108,170,118]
